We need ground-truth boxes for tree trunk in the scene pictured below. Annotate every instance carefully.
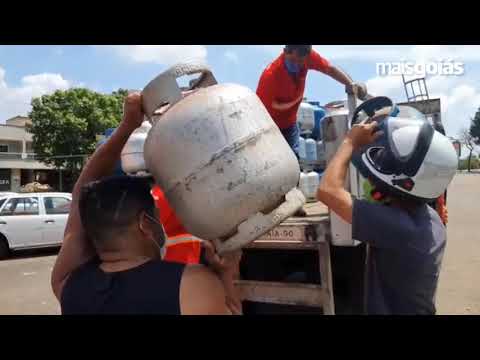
[468,150,473,172]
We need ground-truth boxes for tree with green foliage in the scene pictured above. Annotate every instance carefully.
[470,107,480,145]
[460,128,476,172]
[28,88,128,177]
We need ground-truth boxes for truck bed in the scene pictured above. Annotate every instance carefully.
[240,201,335,314]
[283,201,329,224]
[247,201,330,250]
[240,200,365,314]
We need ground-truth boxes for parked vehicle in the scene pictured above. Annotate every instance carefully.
[0,192,72,259]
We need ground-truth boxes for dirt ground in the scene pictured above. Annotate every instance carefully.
[0,173,478,315]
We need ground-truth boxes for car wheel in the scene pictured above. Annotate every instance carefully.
[0,235,10,260]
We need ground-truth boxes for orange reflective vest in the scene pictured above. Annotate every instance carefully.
[151,185,202,265]
[436,194,448,225]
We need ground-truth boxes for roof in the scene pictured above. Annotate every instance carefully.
[5,116,30,121]
[0,192,71,198]
[4,116,31,127]
[397,98,441,115]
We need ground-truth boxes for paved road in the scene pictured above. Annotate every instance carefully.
[0,248,60,315]
[436,173,480,315]
[0,173,478,315]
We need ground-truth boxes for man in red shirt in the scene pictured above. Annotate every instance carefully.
[257,45,366,157]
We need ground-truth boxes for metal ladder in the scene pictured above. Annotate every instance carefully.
[400,75,446,134]
[402,74,430,102]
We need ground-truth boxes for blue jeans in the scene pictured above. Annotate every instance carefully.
[281,123,300,158]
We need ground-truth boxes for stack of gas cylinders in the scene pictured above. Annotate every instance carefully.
[297,99,327,202]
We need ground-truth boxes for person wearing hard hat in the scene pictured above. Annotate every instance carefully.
[256,45,366,158]
[316,112,458,314]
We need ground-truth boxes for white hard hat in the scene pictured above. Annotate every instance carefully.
[351,115,458,202]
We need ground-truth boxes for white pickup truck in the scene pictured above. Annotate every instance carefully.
[0,192,72,259]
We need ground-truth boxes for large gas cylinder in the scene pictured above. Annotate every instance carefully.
[142,63,304,250]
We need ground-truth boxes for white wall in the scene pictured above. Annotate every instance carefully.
[0,125,32,142]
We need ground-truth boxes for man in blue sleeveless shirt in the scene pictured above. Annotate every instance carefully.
[51,92,242,315]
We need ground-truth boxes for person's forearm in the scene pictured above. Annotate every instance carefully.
[52,119,139,298]
[326,66,353,87]
[318,120,380,224]
[73,121,138,198]
[316,138,355,224]
[320,138,354,191]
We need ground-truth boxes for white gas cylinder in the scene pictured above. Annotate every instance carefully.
[305,171,320,200]
[299,172,308,198]
[316,140,325,162]
[305,138,318,161]
[299,136,307,160]
[297,101,315,131]
[121,120,152,174]
[143,65,303,247]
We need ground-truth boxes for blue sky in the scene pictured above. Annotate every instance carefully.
[1,45,479,154]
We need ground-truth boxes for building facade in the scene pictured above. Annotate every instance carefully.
[0,116,58,192]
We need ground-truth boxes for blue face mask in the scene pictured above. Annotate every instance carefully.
[284,59,301,74]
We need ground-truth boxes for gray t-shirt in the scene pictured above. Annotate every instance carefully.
[352,199,446,315]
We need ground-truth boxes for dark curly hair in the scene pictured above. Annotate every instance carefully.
[78,175,157,251]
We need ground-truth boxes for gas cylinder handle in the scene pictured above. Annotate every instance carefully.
[142,62,217,118]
